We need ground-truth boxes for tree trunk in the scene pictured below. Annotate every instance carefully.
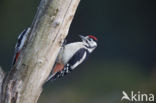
[0,0,80,103]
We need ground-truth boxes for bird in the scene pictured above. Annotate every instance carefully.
[47,35,98,81]
[12,30,98,82]
[12,28,31,66]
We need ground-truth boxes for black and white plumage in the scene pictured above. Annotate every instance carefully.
[12,28,31,65]
[47,35,98,81]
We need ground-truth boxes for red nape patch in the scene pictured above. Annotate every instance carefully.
[88,35,98,41]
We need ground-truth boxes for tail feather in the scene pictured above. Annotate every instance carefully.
[46,71,62,82]
[46,64,72,82]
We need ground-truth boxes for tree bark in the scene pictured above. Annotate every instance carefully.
[0,0,80,103]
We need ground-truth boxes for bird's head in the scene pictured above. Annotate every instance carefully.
[79,35,98,51]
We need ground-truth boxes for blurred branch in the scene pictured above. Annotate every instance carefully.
[0,67,5,84]
[0,0,80,103]
[0,66,5,101]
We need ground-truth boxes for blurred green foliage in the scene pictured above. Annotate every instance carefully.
[0,0,156,103]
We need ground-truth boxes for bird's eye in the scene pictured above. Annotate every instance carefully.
[89,38,92,41]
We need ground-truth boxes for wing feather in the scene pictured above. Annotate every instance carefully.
[47,48,89,81]
[66,48,89,69]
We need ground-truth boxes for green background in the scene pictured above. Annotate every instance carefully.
[0,0,156,103]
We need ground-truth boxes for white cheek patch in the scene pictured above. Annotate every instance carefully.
[90,41,97,47]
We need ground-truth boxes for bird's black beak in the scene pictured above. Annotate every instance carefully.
[79,35,87,41]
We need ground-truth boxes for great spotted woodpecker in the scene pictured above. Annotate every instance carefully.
[13,30,97,82]
[47,35,98,81]
[12,28,31,65]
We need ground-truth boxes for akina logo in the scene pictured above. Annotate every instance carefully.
[121,91,155,102]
